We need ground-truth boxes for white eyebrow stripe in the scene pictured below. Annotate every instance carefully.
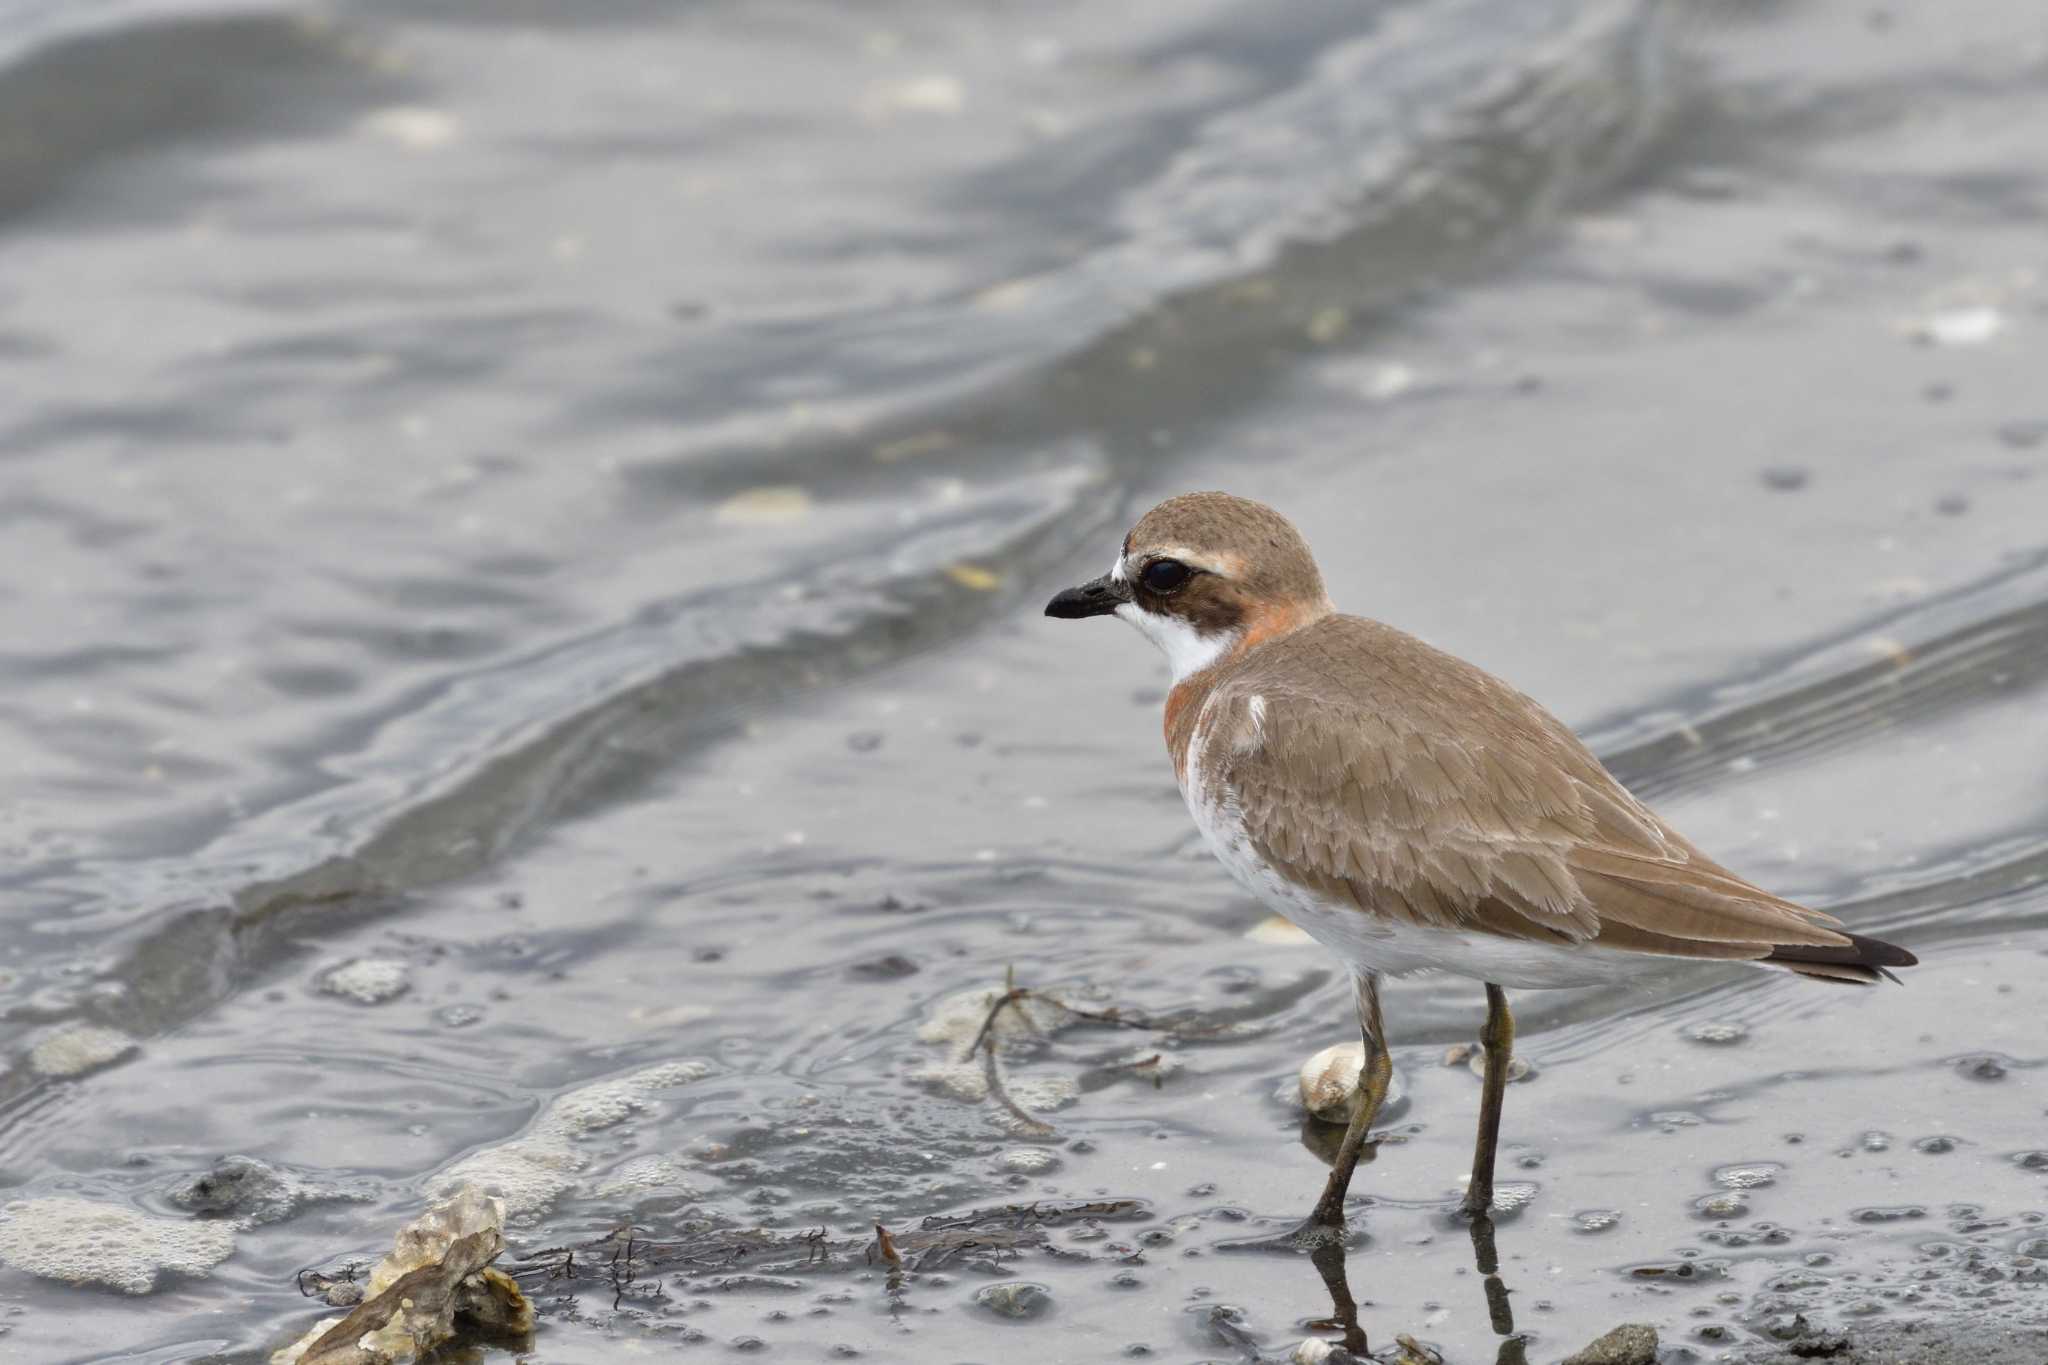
[1108,555,1128,583]
[1128,545,1228,577]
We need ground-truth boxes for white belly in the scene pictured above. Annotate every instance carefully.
[1182,758,1641,991]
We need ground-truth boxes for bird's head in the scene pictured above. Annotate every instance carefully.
[1045,491,1332,682]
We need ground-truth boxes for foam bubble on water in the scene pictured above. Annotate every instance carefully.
[1482,1181,1539,1214]
[1684,1021,1749,1046]
[1695,1192,1748,1218]
[29,1023,138,1077]
[592,1154,702,1200]
[1005,1076,1079,1113]
[996,1148,1060,1175]
[431,1138,578,1218]
[430,1061,711,1215]
[916,988,1069,1048]
[0,1196,235,1294]
[910,1060,990,1103]
[317,957,412,1004]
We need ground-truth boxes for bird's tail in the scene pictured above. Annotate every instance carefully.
[1763,931,1917,985]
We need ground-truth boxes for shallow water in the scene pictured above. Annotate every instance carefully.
[2,0,2046,1360]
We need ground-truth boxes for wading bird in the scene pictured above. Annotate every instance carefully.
[1046,491,1915,1236]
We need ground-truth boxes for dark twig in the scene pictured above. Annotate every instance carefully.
[963,986,1033,1056]
[295,1260,363,1300]
[958,974,1208,1137]
[960,981,1056,1136]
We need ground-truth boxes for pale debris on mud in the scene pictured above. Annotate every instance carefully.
[316,958,412,1005]
[29,1022,139,1077]
[272,1184,530,1365]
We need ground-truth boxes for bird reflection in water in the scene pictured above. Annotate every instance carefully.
[1292,1137,1530,1363]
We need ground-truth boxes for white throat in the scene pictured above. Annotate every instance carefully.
[1114,602,1238,683]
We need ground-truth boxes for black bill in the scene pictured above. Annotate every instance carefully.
[1044,574,1129,619]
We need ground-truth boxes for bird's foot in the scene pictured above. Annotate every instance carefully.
[1456,1182,1521,1226]
[1216,1205,1359,1253]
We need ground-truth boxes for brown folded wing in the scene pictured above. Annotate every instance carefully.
[1193,615,1850,962]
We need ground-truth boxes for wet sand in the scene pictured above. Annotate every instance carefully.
[1,0,2046,1360]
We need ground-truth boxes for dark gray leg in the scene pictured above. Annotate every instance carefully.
[1461,983,1514,1218]
[1307,971,1392,1230]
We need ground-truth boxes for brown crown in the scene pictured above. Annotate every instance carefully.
[1126,491,1330,609]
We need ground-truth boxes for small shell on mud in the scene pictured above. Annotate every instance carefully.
[1296,1042,1406,1123]
[1244,915,1314,946]
[1465,1049,1534,1084]
[1299,1042,1366,1123]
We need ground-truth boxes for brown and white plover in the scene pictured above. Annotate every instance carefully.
[1046,490,1915,1235]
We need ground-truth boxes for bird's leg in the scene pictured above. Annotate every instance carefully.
[1462,983,1514,1218]
[1306,971,1391,1231]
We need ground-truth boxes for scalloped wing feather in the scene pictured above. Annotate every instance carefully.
[1191,616,1850,958]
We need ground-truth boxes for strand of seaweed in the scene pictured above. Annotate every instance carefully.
[505,1198,1146,1308]
[963,968,1237,1135]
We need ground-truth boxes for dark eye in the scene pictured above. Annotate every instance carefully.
[1141,559,1192,593]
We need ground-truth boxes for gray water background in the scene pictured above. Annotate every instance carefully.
[2,0,2047,1359]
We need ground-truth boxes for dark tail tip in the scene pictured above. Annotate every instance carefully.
[1766,931,1917,986]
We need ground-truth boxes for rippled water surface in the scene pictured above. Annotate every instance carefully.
[3,0,2047,1360]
